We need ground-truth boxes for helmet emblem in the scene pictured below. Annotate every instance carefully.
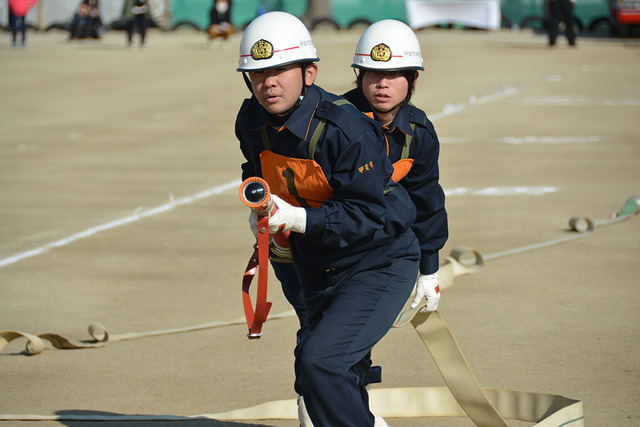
[370,43,391,62]
[251,39,274,60]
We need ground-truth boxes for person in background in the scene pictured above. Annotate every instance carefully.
[207,0,234,47]
[69,0,102,40]
[344,19,448,314]
[8,0,38,49]
[548,0,577,46]
[235,11,420,427]
[122,0,152,50]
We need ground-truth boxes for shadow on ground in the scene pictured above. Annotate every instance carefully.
[56,411,272,427]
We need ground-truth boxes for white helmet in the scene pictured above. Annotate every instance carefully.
[352,20,424,71]
[237,11,319,72]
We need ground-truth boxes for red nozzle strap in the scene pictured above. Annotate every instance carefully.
[241,214,272,339]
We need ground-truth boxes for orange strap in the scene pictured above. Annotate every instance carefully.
[241,215,272,339]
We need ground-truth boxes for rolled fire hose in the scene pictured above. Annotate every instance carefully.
[1,196,637,425]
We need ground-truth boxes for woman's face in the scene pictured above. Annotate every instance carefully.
[361,70,412,124]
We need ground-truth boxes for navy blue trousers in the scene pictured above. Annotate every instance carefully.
[272,257,384,396]
[293,230,419,427]
[127,15,148,44]
[10,14,26,44]
[271,259,308,395]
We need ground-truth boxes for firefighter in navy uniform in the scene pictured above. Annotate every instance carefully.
[344,19,448,312]
[234,11,420,427]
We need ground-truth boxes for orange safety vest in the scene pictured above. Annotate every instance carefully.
[260,150,331,208]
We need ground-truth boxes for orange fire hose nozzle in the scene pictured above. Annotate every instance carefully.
[239,177,274,215]
[239,177,291,255]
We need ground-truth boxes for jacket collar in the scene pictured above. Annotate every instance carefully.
[342,88,416,137]
[254,84,321,141]
[387,102,416,137]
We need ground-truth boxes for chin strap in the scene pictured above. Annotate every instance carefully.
[242,72,253,94]
[371,101,404,122]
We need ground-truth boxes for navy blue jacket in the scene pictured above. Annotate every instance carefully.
[343,88,448,275]
[236,84,416,276]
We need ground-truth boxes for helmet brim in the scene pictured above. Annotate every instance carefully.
[351,63,424,72]
[237,57,320,72]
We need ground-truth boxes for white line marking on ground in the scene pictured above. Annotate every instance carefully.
[523,96,640,106]
[0,179,241,268]
[429,85,521,120]
[445,187,556,196]
[440,136,600,144]
[580,65,621,72]
[502,136,599,144]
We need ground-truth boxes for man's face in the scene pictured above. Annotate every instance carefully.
[249,63,317,116]
[361,70,412,120]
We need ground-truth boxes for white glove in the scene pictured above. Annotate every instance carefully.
[411,273,440,312]
[269,194,307,234]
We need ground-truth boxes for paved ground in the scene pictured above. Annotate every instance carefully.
[0,26,639,426]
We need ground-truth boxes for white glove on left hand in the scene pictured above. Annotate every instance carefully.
[411,273,440,312]
[269,194,307,234]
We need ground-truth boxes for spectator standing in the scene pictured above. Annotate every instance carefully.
[548,0,577,46]
[122,0,152,50]
[8,0,38,49]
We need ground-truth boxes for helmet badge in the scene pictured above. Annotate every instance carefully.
[251,39,274,60]
[370,43,391,62]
